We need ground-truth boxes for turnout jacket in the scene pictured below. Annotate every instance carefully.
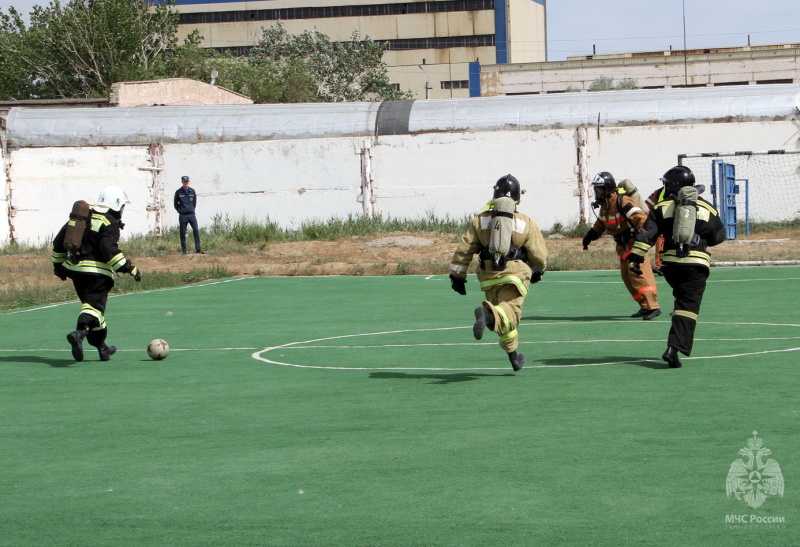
[450,207,547,295]
[174,186,197,214]
[52,209,134,279]
[645,187,668,209]
[590,193,648,258]
[631,195,726,268]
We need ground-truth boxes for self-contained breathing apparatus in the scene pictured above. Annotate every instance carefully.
[479,178,533,272]
[673,185,701,258]
[64,200,92,257]
[481,197,528,271]
[661,166,702,258]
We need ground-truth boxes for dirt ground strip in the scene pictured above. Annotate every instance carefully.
[2,232,799,293]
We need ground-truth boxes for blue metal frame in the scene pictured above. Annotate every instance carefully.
[494,0,508,64]
[469,62,481,97]
[712,159,745,239]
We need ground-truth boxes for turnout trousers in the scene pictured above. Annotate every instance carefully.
[72,274,114,349]
[661,264,709,355]
[619,255,659,311]
[481,283,526,353]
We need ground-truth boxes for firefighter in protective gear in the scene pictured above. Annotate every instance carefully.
[629,166,726,368]
[645,185,668,275]
[449,175,547,371]
[582,172,661,320]
[52,186,142,362]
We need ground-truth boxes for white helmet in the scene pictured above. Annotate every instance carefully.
[95,186,131,212]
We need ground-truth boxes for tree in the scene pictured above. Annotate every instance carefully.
[164,30,289,104]
[0,5,410,103]
[0,0,178,99]
[246,22,411,103]
[588,76,638,92]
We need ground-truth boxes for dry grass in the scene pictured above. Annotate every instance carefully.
[2,230,798,311]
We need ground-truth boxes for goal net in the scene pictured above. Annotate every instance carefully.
[678,149,800,235]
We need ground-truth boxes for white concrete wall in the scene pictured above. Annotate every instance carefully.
[5,147,154,245]
[3,117,797,245]
[370,130,578,227]
[162,139,365,229]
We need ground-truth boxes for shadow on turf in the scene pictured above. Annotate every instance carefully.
[0,355,75,368]
[369,371,516,384]
[535,355,668,369]
[523,315,650,322]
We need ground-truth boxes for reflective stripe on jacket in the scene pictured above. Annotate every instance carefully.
[450,208,547,290]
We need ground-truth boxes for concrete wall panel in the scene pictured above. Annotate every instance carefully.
[371,130,579,228]
[3,89,798,245]
[7,146,153,244]
[162,139,364,230]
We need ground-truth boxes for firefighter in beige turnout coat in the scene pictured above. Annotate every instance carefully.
[449,175,547,372]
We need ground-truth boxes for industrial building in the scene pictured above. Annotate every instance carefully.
[481,42,800,95]
[169,0,547,100]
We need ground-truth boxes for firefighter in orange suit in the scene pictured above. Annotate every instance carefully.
[449,175,548,372]
[582,172,661,320]
[646,186,668,275]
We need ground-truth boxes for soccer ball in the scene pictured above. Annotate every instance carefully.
[147,339,170,360]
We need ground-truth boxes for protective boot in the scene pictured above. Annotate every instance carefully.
[662,346,682,368]
[473,307,495,340]
[508,351,525,372]
[66,329,87,362]
[642,308,662,321]
[98,344,117,362]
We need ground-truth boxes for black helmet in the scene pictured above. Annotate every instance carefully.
[493,174,521,202]
[661,166,695,195]
[591,171,617,203]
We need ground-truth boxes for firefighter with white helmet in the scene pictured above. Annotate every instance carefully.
[449,175,547,371]
[582,171,661,320]
[52,186,142,362]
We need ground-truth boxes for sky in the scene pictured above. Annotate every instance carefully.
[0,0,798,62]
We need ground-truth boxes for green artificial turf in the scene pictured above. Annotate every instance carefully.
[2,268,798,545]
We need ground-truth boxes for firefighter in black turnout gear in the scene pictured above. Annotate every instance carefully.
[52,186,142,362]
[629,166,726,368]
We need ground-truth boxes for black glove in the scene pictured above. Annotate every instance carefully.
[130,265,142,282]
[628,253,644,276]
[53,263,68,281]
[582,229,600,250]
[449,274,466,295]
[531,267,544,284]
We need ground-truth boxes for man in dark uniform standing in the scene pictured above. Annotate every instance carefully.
[174,175,204,254]
[629,166,726,368]
[52,186,142,362]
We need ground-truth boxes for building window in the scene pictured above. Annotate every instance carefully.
[442,80,469,89]
[212,35,495,56]
[179,0,495,25]
[379,35,494,51]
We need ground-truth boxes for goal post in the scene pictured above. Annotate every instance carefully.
[678,149,800,236]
